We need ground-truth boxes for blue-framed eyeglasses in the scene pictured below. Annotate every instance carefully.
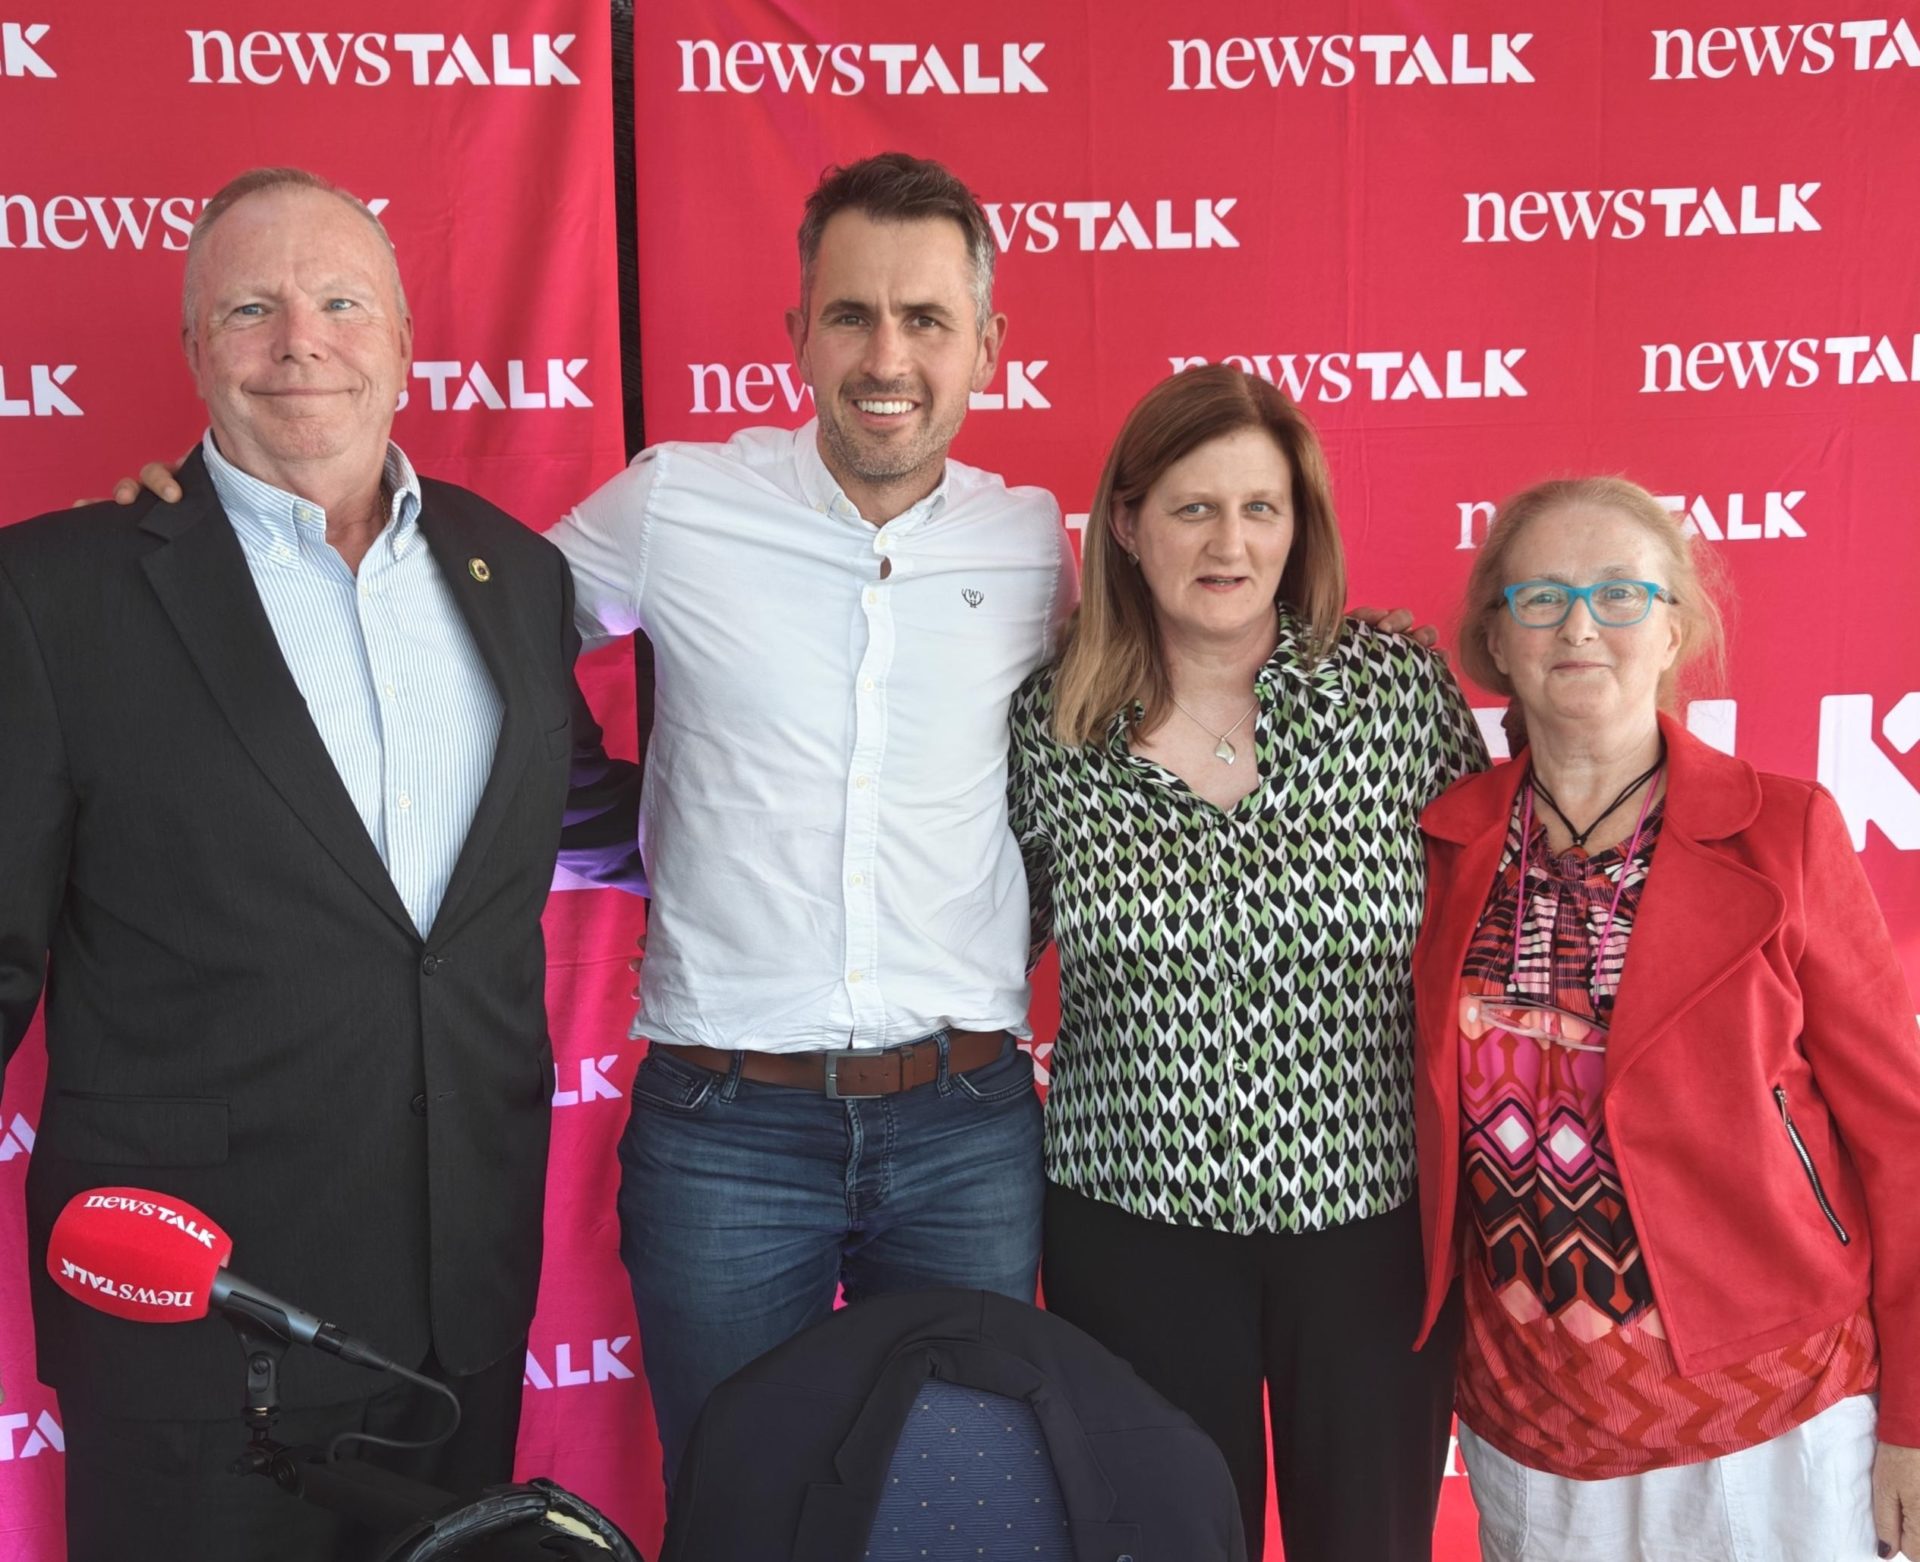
[1501,579,1674,628]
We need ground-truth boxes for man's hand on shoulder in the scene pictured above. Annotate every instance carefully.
[1350,604,1441,652]
[71,461,183,509]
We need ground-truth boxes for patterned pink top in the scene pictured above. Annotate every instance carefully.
[1454,794,1876,1479]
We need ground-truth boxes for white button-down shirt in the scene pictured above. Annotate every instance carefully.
[548,421,1075,1053]
[204,431,502,935]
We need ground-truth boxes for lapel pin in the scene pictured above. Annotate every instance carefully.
[468,558,491,583]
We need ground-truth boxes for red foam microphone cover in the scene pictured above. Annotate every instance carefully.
[46,1186,233,1323]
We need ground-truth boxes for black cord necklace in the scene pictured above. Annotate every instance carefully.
[1529,746,1666,849]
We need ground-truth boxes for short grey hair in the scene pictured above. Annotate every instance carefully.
[182,167,407,333]
[796,152,996,329]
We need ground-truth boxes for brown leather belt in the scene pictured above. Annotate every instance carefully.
[651,1028,1008,1099]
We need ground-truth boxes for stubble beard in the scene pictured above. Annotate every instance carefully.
[817,390,964,495]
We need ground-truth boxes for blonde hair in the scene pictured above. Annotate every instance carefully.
[1458,476,1729,708]
[1051,365,1347,746]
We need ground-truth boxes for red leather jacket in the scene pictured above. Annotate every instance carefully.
[1411,713,1920,1444]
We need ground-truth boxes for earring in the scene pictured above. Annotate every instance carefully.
[1125,550,1139,565]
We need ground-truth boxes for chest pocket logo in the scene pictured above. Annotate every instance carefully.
[962,589,984,608]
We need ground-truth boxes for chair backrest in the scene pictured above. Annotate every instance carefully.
[863,1377,1075,1561]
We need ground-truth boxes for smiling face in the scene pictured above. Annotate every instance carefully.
[1489,503,1683,737]
[183,186,411,491]
[786,209,1004,521]
[1114,426,1296,654]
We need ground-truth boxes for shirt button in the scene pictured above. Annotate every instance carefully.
[862,678,876,692]
[865,589,878,606]
[410,1092,428,1117]
[383,682,397,698]
[397,791,413,810]
[421,954,441,976]
[848,969,863,984]
[849,873,864,887]
[854,776,870,790]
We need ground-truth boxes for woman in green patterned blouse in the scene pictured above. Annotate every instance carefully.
[1010,364,1487,1561]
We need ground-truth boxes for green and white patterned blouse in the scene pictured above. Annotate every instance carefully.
[1009,611,1488,1236]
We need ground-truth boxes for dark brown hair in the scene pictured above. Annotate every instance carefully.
[796,152,995,324]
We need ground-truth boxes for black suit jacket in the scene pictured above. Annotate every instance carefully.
[662,1289,1248,1562]
[0,450,591,1419]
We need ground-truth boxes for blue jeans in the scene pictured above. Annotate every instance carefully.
[616,1033,1043,1490]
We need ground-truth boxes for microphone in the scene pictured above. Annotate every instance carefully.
[46,1186,404,1371]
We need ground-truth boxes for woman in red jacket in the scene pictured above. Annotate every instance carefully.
[1411,476,1920,1560]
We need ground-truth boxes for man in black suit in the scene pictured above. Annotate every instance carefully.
[0,168,618,1560]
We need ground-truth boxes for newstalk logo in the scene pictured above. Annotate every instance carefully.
[676,39,1045,94]
[0,193,387,252]
[1640,334,1920,392]
[0,363,80,417]
[81,1192,220,1248]
[685,359,1051,415]
[185,31,578,86]
[1651,20,1920,79]
[401,359,592,412]
[55,1257,198,1311]
[2,20,53,76]
[0,1409,63,1462]
[983,198,1238,252]
[1822,693,1920,851]
[551,1055,622,1108]
[524,1336,637,1389]
[1455,491,1807,549]
[1169,32,1532,90]
[0,1109,33,1161]
[1464,183,1818,243]
[1172,349,1527,402]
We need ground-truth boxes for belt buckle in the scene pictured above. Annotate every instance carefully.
[822,1048,884,1100]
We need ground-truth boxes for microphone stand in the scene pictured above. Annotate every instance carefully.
[224,1313,466,1534]
[220,1315,642,1558]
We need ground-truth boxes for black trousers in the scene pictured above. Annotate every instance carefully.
[60,1342,526,1562]
[1043,1183,1460,1562]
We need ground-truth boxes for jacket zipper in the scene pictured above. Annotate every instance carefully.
[1773,1086,1850,1246]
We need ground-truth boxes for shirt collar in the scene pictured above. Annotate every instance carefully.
[202,430,424,566]
[791,418,950,530]
[1102,607,1350,751]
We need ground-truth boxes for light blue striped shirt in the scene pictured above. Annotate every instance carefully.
[204,432,502,935]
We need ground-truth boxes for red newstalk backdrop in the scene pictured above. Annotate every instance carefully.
[4,2,1917,1558]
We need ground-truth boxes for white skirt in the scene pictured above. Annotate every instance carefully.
[1459,1393,1882,1562]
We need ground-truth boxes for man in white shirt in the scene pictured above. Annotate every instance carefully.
[548,153,1075,1488]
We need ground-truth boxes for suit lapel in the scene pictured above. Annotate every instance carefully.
[138,455,416,936]
[417,501,531,938]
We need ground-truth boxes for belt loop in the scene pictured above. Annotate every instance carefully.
[719,1051,746,1103]
[932,1029,953,1092]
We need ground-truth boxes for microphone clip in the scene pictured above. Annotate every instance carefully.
[227,1311,292,1444]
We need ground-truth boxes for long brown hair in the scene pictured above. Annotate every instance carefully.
[1051,364,1346,746]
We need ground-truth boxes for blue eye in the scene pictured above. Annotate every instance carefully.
[1520,585,1568,608]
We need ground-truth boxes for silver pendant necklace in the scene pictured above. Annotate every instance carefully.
[1169,695,1258,765]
